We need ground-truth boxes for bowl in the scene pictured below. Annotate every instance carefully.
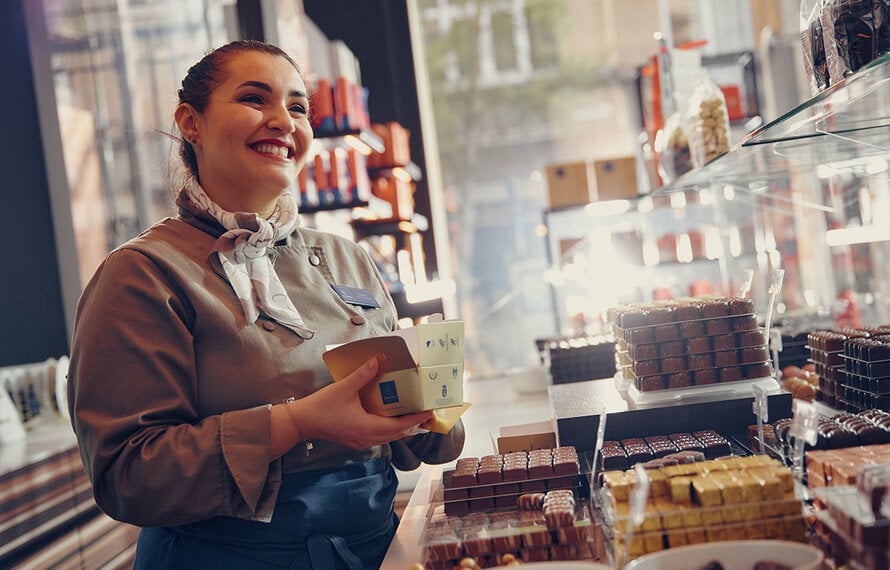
[626,539,824,570]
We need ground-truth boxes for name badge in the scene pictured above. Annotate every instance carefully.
[331,284,381,309]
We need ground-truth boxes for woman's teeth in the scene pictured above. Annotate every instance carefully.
[252,143,290,158]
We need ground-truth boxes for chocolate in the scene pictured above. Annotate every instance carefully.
[746,363,772,378]
[720,366,744,382]
[687,353,714,371]
[661,356,686,374]
[727,297,755,315]
[738,329,767,347]
[732,314,758,331]
[517,492,545,510]
[694,369,717,385]
[714,350,738,367]
[712,334,736,351]
[741,346,769,364]
[674,303,702,321]
[687,336,712,354]
[654,324,679,342]
[660,339,686,357]
[679,320,706,338]
[628,343,658,361]
[633,359,660,376]
[601,446,628,470]
[706,317,732,335]
[700,299,730,318]
[667,372,692,389]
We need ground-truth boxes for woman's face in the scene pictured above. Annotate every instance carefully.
[186,51,312,215]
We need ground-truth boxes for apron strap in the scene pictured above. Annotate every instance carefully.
[303,534,365,570]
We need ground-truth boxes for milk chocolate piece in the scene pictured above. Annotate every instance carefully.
[741,346,769,363]
[462,534,493,556]
[706,317,732,335]
[654,324,679,342]
[601,446,628,470]
[687,353,714,370]
[469,485,495,498]
[425,532,463,560]
[732,314,758,332]
[687,336,712,353]
[477,465,502,485]
[618,308,647,328]
[637,375,665,392]
[502,462,527,482]
[712,334,736,351]
[633,359,660,376]
[694,369,717,385]
[714,350,738,367]
[679,320,706,338]
[667,372,692,389]
[451,470,477,488]
[738,329,767,347]
[522,526,552,548]
[443,487,467,501]
[728,297,755,315]
[528,461,553,479]
[647,305,674,325]
[626,327,655,344]
[553,455,580,475]
[700,299,730,318]
[517,492,545,510]
[660,339,686,357]
[628,343,658,361]
[746,363,771,378]
[720,366,744,382]
[661,356,686,374]
[674,303,702,321]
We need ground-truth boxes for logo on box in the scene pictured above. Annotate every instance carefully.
[379,380,399,404]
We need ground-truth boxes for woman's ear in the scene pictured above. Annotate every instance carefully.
[174,103,200,145]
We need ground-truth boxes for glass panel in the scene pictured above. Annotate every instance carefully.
[44,0,230,284]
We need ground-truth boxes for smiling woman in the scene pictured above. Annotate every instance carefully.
[67,39,465,570]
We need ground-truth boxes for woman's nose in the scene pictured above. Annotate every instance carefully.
[267,105,295,133]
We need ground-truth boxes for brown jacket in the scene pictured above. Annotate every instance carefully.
[69,212,463,527]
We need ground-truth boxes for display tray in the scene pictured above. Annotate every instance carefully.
[621,374,778,405]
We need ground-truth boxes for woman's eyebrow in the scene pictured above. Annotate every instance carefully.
[238,80,307,99]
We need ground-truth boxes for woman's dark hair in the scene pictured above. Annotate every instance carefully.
[177,40,302,179]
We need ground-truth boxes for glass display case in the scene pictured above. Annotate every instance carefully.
[544,53,890,338]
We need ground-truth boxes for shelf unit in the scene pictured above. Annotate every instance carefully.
[544,53,890,336]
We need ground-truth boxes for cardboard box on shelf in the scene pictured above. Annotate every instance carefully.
[545,156,639,209]
[491,420,558,454]
[323,318,465,422]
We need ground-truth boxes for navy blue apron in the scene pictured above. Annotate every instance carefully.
[133,457,398,569]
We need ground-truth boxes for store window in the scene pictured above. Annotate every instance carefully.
[43,0,231,285]
[415,0,660,376]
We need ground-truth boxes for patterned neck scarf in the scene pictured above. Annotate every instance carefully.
[176,178,315,339]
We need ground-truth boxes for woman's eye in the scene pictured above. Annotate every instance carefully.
[240,94,264,104]
[289,103,308,115]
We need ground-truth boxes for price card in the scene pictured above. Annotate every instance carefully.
[753,382,769,454]
[590,405,607,506]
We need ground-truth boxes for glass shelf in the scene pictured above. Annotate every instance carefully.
[651,53,890,208]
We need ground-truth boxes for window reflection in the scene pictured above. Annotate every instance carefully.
[44,0,230,284]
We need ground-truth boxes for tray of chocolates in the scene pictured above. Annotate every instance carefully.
[608,297,777,401]
[598,430,739,472]
[810,461,890,570]
[598,455,806,561]
[438,446,585,516]
[421,490,597,568]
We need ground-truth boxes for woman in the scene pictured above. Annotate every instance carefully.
[68,40,464,569]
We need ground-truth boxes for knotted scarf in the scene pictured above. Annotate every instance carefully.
[176,178,315,339]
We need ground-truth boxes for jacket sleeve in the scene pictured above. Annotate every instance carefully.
[390,419,466,471]
[68,248,281,527]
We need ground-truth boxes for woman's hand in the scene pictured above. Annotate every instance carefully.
[288,356,433,450]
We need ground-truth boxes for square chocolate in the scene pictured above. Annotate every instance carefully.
[728,297,755,315]
[633,360,660,376]
[737,329,767,348]
[679,320,706,338]
[700,299,730,318]
[719,366,744,382]
[687,353,714,370]
[741,346,769,364]
[660,340,686,357]
[667,372,692,389]
[626,327,655,344]
[661,356,687,374]
[628,343,658,361]
[745,363,772,378]
[714,350,738,367]
[705,318,732,335]
[732,314,758,332]
[654,324,679,342]
[674,303,703,322]
[637,375,665,392]
[694,369,718,385]
[712,334,736,351]
[687,337,712,353]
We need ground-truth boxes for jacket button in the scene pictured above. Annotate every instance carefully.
[308,254,320,266]
[350,315,366,325]
[262,321,276,331]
